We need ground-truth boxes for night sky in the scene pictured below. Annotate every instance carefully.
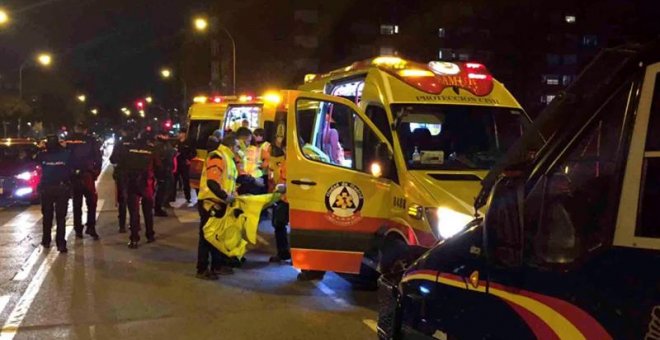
[0,0,218,116]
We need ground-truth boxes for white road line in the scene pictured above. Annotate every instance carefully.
[1,206,41,228]
[0,200,105,340]
[12,247,44,281]
[0,295,10,316]
[363,319,378,333]
[312,281,350,307]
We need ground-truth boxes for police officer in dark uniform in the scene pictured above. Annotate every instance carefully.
[109,127,134,233]
[65,122,102,240]
[172,128,195,203]
[154,130,176,217]
[115,130,160,249]
[35,135,72,253]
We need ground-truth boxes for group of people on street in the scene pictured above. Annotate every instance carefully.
[195,125,289,280]
[109,127,195,248]
[37,120,292,281]
[36,122,102,253]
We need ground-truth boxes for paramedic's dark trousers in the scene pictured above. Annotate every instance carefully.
[272,202,291,259]
[197,202,227,273]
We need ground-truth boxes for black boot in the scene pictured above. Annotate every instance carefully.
[57,242,68,253]
[118,226,127,233]
[85,225,100,240]
[74,225,84,239]
[128,240,139,249]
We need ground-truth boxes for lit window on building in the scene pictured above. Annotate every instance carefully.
[565,15,576,23]
[563,54,577,65]
[380,46,396,55]
[583,35,598,47]
[543,75,560,85]
[438,28,445,38]
[380,24,398,35]
[438,50,443,59]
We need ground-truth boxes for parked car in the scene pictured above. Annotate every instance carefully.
[0,138,42,205]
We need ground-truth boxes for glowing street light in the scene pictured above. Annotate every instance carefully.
[77,94,86,103]
[139,110,145,118]
[145,96,153,104]
[19,52,53,99]
[160,68,172,79]
[123,109,131,116]
[37,53,52,66]
[0,9,9,26]
[90,109,98,115]
[194,17,208,32]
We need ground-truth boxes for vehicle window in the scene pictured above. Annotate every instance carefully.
[637,74,660,238]
[296,98,358,169]
[187,119,221,150]
[0,145,38,161]
[365,105,393,145]
[392,104,526,170]
[526,80,633,266]
[224,105,262,131]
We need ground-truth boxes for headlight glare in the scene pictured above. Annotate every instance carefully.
[426,207,473,239]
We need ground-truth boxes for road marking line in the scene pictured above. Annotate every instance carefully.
[312,281,350,307]
[12,247,43,281]
[0,295,10,316]
[0,200,105,340]
[363,319,378,333]
[1,206,41,228]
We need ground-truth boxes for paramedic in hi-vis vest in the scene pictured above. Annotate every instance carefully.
[196,130,239,280]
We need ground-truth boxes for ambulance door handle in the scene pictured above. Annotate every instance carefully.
[291,179,317,186]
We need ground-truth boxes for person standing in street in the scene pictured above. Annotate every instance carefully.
[268,132,290,263]
[196,130,238,279]
[154,130,176,217]
[172,128,195,203]
[115,130,160,249]
[36,135,72,253]
[65,122,102,240]
[110,127,134,233]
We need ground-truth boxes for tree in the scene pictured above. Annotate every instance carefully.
[0,94,32,137]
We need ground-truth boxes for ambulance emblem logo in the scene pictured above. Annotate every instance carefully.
[325,182,364,226]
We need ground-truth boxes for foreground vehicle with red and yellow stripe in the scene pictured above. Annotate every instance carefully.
[377,41,660,339]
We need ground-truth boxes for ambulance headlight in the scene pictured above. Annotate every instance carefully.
[426,207,473,239]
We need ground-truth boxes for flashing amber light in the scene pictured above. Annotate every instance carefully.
[193,96,207,103]
[304,74,317,83]
[263,92,282,104]
[373,56,405,68]
[239,95,253,102]
[213,96,222,103]
[399,69,435,77]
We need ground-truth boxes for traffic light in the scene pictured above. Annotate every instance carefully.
[164,119,172,130]
[136,100,144,109]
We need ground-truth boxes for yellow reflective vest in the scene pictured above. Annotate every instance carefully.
[198,145,238,208]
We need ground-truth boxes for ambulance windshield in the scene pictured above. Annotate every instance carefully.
[394,104,527,170]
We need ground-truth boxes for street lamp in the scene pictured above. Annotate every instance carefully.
[77,94,86,103]
[90,109,98,115]
[194,17,208,32]
[0,9,9,26]
[19,52,52,99]
[145,96,153,104]
[160,68,172,79]
[193,16,236,95]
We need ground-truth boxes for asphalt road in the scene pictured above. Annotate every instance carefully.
[0,157,379,339]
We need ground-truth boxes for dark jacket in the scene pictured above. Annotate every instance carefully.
[65,132,102,177]
[113,138,159,179]
[154,139,176,179]
[35,147,72,187]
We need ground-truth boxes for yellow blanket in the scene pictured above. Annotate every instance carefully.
[203,193,279,258]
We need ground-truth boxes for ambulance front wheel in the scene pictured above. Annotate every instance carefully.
[378,236,410,276]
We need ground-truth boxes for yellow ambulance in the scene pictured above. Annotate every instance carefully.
[288,56,533,277]
[186,93,283,189]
